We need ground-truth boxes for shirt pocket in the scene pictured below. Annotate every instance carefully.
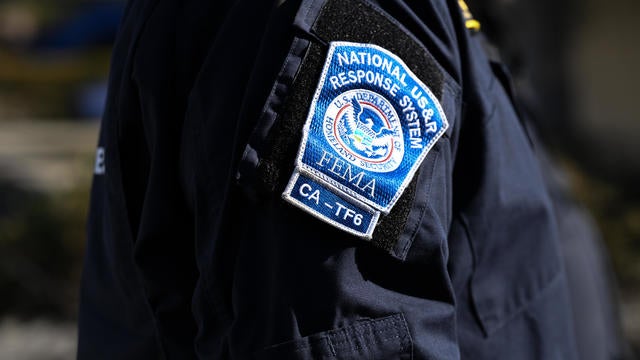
[254,313,413,360]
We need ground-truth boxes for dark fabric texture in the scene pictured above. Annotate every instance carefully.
[77,0,605,358]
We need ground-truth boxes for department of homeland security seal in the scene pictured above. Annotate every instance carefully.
[324,89,403,173]
[283,41,448,238]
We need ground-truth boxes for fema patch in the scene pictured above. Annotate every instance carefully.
[283,42,448,238]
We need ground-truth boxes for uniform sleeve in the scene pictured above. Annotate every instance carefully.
[179,0,465,358]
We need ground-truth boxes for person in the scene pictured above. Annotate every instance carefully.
[78,0,591,358]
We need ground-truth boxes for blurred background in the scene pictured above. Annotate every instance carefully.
[0,1,122,358]
[0,0,638,359]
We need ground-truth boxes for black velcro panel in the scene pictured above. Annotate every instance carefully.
[257,43,326,193]
[259,0,446,255]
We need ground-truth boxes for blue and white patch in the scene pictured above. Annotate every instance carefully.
[283,41,448,238]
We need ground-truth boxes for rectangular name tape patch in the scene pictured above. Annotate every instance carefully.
[283,41,448,238]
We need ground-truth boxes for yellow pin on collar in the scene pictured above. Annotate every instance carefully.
[458,0,481,32]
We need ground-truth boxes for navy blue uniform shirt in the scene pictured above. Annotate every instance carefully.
[78,0,580,358]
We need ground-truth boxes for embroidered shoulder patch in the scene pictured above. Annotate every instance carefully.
[283,42,448,238]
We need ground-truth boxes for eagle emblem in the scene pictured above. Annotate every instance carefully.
[338,97,397,160]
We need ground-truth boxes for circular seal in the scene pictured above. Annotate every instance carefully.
[323,89,403,173]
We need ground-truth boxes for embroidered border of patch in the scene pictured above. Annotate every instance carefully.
[283,41,448,238]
